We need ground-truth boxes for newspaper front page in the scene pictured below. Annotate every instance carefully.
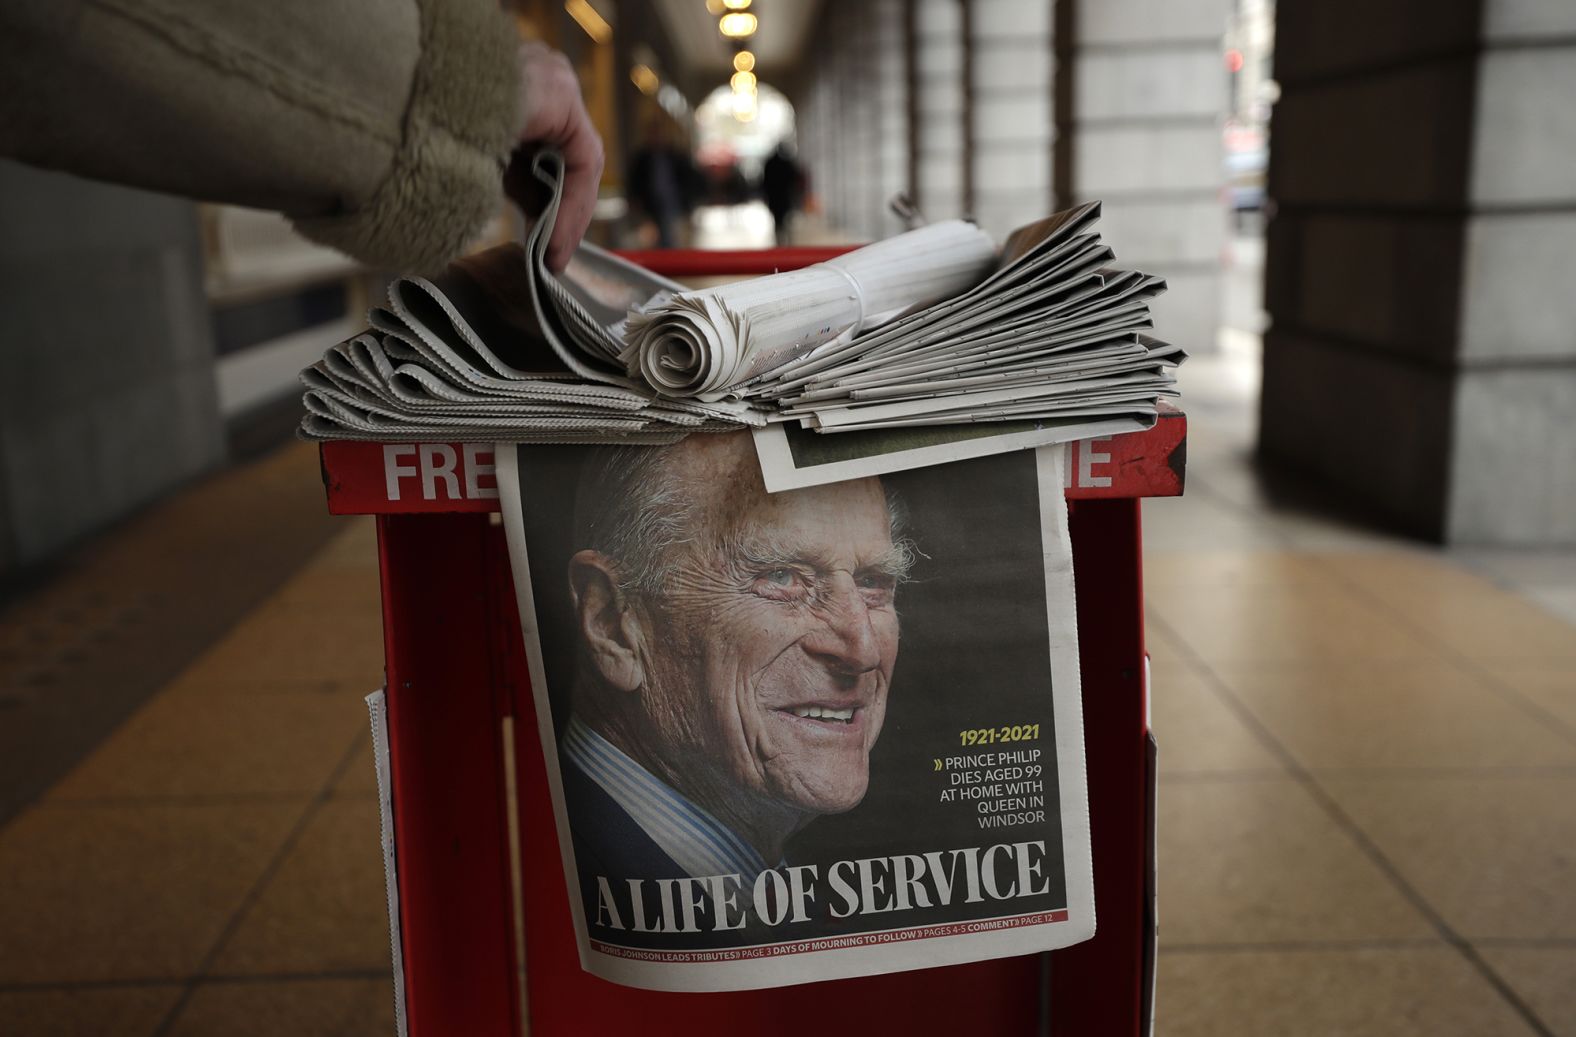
[751,412,1154,492]
[498,433,1094,991]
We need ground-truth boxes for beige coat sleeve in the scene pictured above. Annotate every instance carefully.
[0,0,520,272]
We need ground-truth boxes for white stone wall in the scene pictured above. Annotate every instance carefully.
[0,163,224,572]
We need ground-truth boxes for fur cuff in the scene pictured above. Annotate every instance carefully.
[292,0,519,272]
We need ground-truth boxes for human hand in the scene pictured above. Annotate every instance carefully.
[511,41,604,272]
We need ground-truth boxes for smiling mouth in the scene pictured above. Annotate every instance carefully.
[783,706,857,724]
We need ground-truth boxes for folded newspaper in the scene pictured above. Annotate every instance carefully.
[299,150,1182,448]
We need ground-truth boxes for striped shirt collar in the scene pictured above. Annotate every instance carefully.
[562,716,773,884]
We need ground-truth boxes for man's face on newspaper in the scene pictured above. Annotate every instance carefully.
[638,440,902,820]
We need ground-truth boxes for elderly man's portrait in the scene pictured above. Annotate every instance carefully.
[560,431,908,885]
[510,433,1072,945]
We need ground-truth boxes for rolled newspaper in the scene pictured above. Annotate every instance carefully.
[620,220,997,400]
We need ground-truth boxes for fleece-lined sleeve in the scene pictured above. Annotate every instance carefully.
[0,0,521,273]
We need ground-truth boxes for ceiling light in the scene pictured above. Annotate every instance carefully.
[630,64,659,96]
[722,0,752,9]
[564,0,612,44]
[718,12,757,38]
[733,50,756,73]
[730,71,757,93]
[706,0,725,13]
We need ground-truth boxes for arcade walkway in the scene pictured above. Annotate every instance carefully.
[0,251,1572,1036]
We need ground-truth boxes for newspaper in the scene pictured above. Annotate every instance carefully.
[298,149,1181,446]
[299,228,756,443]
[756,205,1182,432]
[497,431,1095,991]
[622,220,996,401]
[750,414,1156,493]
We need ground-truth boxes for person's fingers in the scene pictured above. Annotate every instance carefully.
[514,44,605,272]
[502,148,551,218]
[516,46,577,141]
[546,107,604,272]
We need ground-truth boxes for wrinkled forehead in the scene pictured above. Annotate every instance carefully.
[675,434,894,562]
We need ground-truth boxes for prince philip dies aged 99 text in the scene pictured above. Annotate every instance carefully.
[559,434,916,927]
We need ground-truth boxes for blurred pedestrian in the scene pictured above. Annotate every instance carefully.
[626,120,698,249]
[761,141,805,245]
[0,0,602,272]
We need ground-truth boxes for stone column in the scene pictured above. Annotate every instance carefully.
[794,0,908,242]
[1260,0,1576,544]
[797,0,1056,241]
[912,0,969,222]
[968,0,1057,241]
[1063,0,1230,353]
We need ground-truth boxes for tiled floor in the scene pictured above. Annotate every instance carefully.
[0,458,393,1036]
[1,314,1573,1032]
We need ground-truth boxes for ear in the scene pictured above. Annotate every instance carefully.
[568,550,646,693]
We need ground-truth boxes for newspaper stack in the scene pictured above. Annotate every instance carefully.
[299,241,745,445]
[749,206,1182,432]
[299,151,1182,444]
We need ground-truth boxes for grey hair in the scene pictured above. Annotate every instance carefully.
[571,442,918,596]
[571,445,699,597]
[879,487,919,584]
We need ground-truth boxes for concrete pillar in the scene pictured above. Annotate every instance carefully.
[968,0,1057,240]
[913,0,968,221]
[1260,0,1576,544]
[798,0,1058,240]
[791,0,1228,350]
[0,163,224,575]
[794,0,908,241]
[1062,0,1230,354]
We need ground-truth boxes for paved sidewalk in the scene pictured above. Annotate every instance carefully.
[0,446,392,1036]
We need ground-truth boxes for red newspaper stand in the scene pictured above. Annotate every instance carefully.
[318,248,1185,1037]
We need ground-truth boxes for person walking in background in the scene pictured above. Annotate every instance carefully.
[761,141,805,246]
[0,0,602,272]
[625,119,698,249]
